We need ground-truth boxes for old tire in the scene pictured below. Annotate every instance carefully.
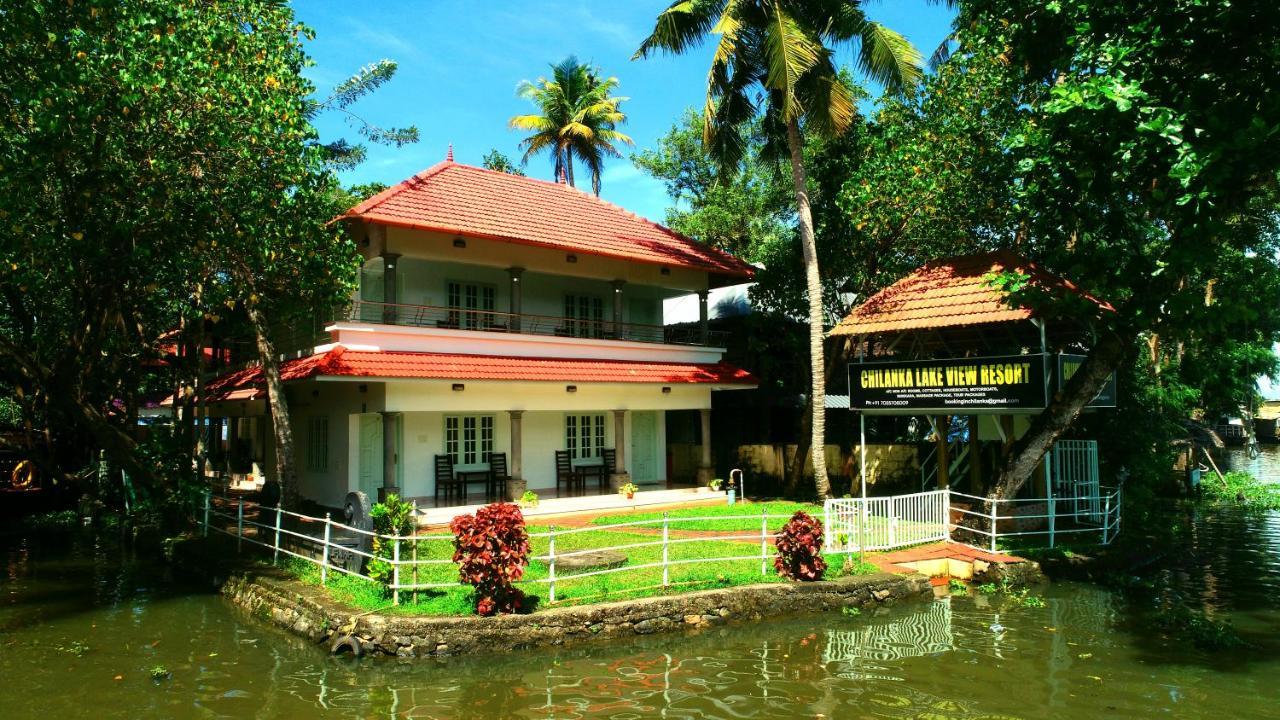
[330,635,363,657]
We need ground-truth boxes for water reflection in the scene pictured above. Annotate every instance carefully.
[4,515,1280,719]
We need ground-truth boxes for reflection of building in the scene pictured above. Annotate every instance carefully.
[823,600,954,666]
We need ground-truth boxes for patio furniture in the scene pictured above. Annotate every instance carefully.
[456,468,492,503]
[555,450,584,497]
[435,455,464,506]
[579,449,616,494]
[488,452,512,502]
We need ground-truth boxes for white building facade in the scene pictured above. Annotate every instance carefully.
[203,159,756,508]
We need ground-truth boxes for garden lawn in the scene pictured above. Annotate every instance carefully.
[588,501,825,532]
[280,521,878,616]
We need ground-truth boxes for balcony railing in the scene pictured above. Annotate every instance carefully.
[338,300,727,347]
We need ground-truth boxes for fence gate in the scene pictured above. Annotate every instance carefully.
[823,490,949,553]
[1051,440,1102,523]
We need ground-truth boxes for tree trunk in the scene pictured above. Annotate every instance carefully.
[990,332,1130,498]
[565,151,576,188]
[784,118,830,498]
[786,336,850,495]
[245,302,299,507]
[935,416,950,489]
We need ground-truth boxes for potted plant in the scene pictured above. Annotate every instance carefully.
[618,482,638,500]
[518,490,539,509]
[708,478,724,491]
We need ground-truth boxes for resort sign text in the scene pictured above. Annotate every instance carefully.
[849,354,1048,413]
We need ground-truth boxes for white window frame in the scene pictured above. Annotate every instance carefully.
[447,280,497,330]
[563,293,605,338]
[445,414,495,468]
[306,416,329,473]
[566,413,607,461]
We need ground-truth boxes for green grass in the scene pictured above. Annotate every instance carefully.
[588,501,825,532]
[277,521,880,616]
[1204,471,1280,511]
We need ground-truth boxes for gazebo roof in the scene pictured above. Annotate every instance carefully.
[830,250,1112,338]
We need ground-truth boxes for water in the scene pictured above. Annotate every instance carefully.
[1226,443,1280,484]
[4,504,1280,719]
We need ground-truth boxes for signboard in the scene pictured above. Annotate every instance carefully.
[1056,354,1118,408]
[849,354,1047,413]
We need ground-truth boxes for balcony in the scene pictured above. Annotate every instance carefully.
[338,300,727,348]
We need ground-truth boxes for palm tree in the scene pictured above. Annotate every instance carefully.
[636,1,922,498]
[509,56,634,195]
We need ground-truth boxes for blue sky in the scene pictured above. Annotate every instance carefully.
[295,0,957,222]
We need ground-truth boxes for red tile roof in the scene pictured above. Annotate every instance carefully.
[203,347,756,401]
[342,161,754,284]
[830,250,1113,336]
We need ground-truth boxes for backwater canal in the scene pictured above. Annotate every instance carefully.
[2,448,1277,719]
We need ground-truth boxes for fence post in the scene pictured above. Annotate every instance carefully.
[412,500,419,605]
[273,503,283,564]
[321,512,331,587]
[1102,493,1112,545]
[547,526,557,604]
[203,490,210,537]
[661,513,670,587]
[989,499,998,553]
[392,537,401,606]
[943,490,952,542]
[760,507,769,576]
[236,498,244,552]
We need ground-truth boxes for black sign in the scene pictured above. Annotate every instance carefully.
[1056,354,1118,408]
[849,354,1048,413]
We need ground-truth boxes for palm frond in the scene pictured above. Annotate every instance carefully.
[856,20,923,92]
[761,4,822,120]
[634,0,725,59]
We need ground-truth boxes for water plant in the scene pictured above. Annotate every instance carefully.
[149,665,171,681]
[977,582,999,595]
[948,579,968,595]
[450,502,531,616]
[841,606,861,617]
[773,511,827,581]
[55,640,89,657]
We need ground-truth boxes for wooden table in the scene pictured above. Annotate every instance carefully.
[456,470,494,503]
[578,463,609,494]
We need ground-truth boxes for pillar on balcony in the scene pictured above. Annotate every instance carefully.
[508,267,524,332]
[611,280,625,339]
[381,252,400,325]
[508,410,525,501]
[698,289,709,344]
[696,407,715,486]
[379,411,399,502]
[609,409,631,491]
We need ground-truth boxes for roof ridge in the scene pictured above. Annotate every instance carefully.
[344,160,454,217]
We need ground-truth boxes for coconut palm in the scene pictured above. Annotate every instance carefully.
[509,57,633,195]
[636,1,922,498]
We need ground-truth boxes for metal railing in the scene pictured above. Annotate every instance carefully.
[947,486,1122,551]
[337,299,728,347]
[201,493,813,606]
[823,490,951,552]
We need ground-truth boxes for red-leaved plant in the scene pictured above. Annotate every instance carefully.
[774,511,827,581]
[450,502,531,616]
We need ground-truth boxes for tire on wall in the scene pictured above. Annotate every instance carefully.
[330,491,373,573]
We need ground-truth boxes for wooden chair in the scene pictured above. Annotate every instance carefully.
[597,448,617,494]
[488,453,512,503]
[434,455,464,506]
[555,450,584,498]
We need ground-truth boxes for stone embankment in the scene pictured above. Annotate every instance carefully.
[174,535,933,659]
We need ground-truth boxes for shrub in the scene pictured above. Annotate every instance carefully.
[774,511,827,581]
[367,494,417,595]
[450,502,531,616]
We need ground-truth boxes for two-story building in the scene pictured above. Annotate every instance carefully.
[201,156,757,510]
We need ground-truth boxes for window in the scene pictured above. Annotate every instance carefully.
[447,281,496,329]
[445,415,495,466]
[566,414,607,460]
[306,416,329,473]
[563,293,605,338]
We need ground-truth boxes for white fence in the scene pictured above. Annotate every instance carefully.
[201,493,818,606]
[947,486,1122,551]
[202,484,1122,607]
[823,490,950,552]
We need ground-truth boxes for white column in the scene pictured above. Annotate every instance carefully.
[697,407,714,486]
[609,409,630,490]
[697,289,709,344]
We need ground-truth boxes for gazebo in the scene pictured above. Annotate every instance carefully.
[828,251,1117,547]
